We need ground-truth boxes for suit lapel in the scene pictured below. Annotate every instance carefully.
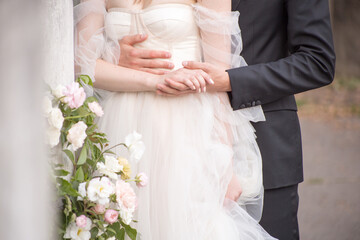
[232,0,241,10]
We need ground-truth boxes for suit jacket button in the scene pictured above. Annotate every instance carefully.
[240,104,246,109]
[251,101,256,106]
[256,100,261,105]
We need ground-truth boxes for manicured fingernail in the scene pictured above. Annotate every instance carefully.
[192,85,196,90]
[168,63,174,68]
[204,87,206,92]
[166,53,171,58]
[182,61,188,66]
[198,88,201,93]
[140,33,147,38]
[210,79,214,84]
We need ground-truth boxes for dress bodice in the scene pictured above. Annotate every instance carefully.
[105,3,202,70]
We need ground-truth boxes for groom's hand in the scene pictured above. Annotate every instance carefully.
[118,34,174,75]
[182,61,232,92]
[225,174,243,202]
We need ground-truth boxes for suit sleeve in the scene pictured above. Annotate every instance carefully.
[226,0,336,110]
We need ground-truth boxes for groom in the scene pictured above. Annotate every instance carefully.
[116,0,335,239]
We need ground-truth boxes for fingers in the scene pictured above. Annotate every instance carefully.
[137,58,174,69]
[195,74,206,93]
[199,70,214,85]
[156,84,188,96]
[120,34,148,45]
[156,88,194,97]
[140,68,169,75]
[164,79,192,91]
[138,49,172,60]
[189,76,201,92]
[119,34,173,71]
[182,61,209,71]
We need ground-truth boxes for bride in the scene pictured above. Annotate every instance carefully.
[74,0,275,239]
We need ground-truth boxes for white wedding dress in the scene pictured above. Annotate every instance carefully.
[74,1,276,239]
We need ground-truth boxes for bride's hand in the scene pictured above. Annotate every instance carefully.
[156,68,214,96]
[225,174,242,202]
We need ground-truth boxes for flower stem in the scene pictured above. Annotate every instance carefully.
[102,143,127,154]
[65,113,92,120]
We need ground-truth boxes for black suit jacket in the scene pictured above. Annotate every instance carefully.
[228,0,335,189]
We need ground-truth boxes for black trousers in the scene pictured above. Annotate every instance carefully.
[260,184,300,240]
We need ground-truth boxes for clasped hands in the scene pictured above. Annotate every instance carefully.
[119,34,232,97]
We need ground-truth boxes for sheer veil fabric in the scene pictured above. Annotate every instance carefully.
[74,1,274,239]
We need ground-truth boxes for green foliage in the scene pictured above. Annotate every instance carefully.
[77,144,88,165]
[57,178,80,197]
[74,167,84,182]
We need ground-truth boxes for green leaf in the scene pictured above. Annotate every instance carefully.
[107,227,117,235]
[111,222,125,240]
[57,178,79,197]
[78,75,93,87]
[77,145,87,165]
[103,150,115,155]
[118,228,125,240]
[84,96,98,105]
[86,124,97,135]
[54,169,70,177]
[90,227,99,239]
[74,167,84,182]
[63,149,75,163]
[123,223,137,240]
[77,106,90,116]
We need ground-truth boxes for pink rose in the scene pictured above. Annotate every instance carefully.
[63,82,86,109]
[88,101,104,117]
[116,180,137,210]
[76,215,88,228]
[93,204,106,214]
[104,209,119,224]
[136,172,149,188]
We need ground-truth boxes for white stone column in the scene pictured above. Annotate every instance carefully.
[43,0,74,88]
[0,0,74,239]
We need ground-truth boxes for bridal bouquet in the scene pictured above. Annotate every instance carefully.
[44,76,147,240]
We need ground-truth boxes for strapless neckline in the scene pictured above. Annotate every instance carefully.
[107,3,193,14]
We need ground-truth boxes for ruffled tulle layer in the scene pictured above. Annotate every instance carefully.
[97,91,275,240]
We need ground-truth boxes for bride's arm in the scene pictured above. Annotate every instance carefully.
[75,0,209,93]
[94,59,158,92]
[75,0,160,92]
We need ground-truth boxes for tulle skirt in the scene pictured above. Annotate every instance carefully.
[97,90,275,240]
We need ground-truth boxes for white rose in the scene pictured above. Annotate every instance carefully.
[87,177,115,205]
[64,216,92,240]
[97,155,123,180]
[119,208,133,225]
[88,101,104,117]
[52,85,66,99]
[43,96,52,116]
[67,121,87,151]
[48,107,64,130]
[47,126,61,148]
[125,131,145,162]
[77,182,87,201]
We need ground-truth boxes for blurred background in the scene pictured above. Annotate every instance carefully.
[296,0,360,239]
